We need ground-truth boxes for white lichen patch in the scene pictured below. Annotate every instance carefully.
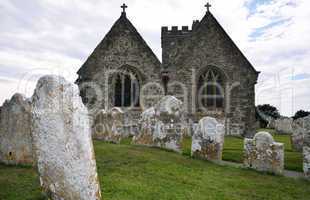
[191,117,225,161]
[133,96,185,152]
[244,131,284,175]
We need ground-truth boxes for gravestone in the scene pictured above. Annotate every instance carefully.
[133,107,156,146]
[275,118,293,134]
[191,117,225,161]
[291,116,310,152]
[0,93,33,165]
[244,132,284,175]
[93,107,125,143]
[31,75,101,200]
[133,96,185,152]
[304,146,310,178]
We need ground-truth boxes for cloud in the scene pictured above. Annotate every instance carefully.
[0,0,309,116]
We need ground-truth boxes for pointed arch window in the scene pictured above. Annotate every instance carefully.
[198,68,225,110]
[114,69,140,107]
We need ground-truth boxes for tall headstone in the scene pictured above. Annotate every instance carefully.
[133,96,185,152]
[304,146,310,178]
[275,118,293,134]
[291,116,310,152]
[191,117,225,161]
[31,75,101,200]
[93,107,125,143]
[244,132,284,175]
[0,93,33,165]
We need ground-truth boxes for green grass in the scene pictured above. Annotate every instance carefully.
[1,140,309,200]
[181,128,303,172]
[221,129,303,172]
[0,165,44,200]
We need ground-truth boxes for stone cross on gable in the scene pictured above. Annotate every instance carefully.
[121,3,128,13]
[205,2,211,12]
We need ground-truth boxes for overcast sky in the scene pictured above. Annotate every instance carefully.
[0,0,309,116]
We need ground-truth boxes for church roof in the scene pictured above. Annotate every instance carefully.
[196,11,259,74]
[77,12,161,77]
[162,10,259,75]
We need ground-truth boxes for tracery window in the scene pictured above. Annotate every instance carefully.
[114,69,140,107]
[197,68,225,110]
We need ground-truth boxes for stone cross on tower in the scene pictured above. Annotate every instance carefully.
[205,2,211,12]
[121,3,128,14]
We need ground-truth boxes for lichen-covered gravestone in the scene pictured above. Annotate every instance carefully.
[93,107,125,143]
[31,75,101,200]
[244,132,284,175]
[291,116,310,152]
[275,118,293,134]
[133,107,156,145]
[133,96,185,152]
[191,117,225,161]
[0,93,33,165]
[304,146,310,178]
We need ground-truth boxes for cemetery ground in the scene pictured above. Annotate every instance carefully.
[0,129,309,200]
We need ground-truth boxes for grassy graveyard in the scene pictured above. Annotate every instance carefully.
[182,129,303,172]
[0,132,309,200]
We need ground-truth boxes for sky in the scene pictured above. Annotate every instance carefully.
[0,0,309,117]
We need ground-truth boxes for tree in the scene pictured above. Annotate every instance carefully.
[293,110,310,120]
[256,104,281,128]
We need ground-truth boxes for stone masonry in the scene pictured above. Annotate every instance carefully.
[31,75,101,200]
[191,117,225,161]
[244,132,284,175]
[76,7,259,138]
[0,93,33,165]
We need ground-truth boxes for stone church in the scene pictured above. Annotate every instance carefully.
[76,4,259,137]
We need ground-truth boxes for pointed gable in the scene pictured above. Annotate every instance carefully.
[77,13,161,82]
[192,11,258,74]
[162,11,259,77]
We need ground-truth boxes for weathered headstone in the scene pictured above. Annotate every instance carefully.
[133,107,156,146]
[275,117,293,134]
[244,132,284,175]
[93,107,125,143]
[0,93,33,165]
[291,116,310,152]
[133,96,185,152]
[304,146,310,178]
[31,75,101,200]
[191,117,225,161]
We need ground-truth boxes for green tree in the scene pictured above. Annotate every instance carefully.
[293,110,310,120]
[256,104,280,128]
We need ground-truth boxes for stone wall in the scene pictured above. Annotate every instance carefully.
[191,117,225,161]
[0,93,33,165]
[161,12,258,137]
[244,132,284,175]
[31,75,101,200]
[76,13,162,121]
